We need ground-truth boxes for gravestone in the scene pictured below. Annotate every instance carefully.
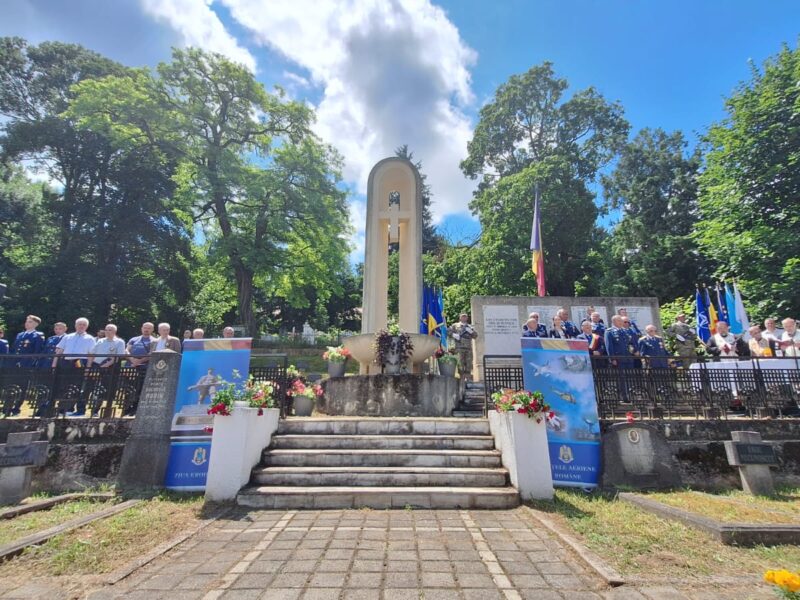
[117,350,182,492]
[0,431,48,505]
[601,422,682,489]
[724,431,777,496]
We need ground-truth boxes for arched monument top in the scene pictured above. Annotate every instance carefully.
[366,157,423,209]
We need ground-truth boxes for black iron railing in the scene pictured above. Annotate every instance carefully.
[483,354,800,419]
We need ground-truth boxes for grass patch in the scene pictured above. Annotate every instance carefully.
[7,493,205,576]
[646,488,800,524]
[0,498,117,546]
[528,489,800,580]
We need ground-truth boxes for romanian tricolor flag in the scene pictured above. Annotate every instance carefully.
[530,186,546,297]
[705,286,719,335]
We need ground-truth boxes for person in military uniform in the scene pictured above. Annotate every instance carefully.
[450,313,478,381]
[12,315,46,368]
[188,368,221,404]
[666,314,697,368]
[638,325,671,368]
[577,320,606,365]
[522,312,548,338]
[618,308,642,338]
[589,312,606,337]
[556,308,580,338]
[604,315,633,399]
[620,315,642,369]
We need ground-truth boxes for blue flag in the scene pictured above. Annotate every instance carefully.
[696,288,711,343]
[420,285,431,334]
[715,283,729,323]
[436,287,447,349]
[725,282,742,334]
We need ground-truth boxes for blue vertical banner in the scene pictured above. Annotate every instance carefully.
[164,338,252,491]
[521,337,601,488]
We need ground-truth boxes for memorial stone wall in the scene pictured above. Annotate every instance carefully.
[469,295,661,380]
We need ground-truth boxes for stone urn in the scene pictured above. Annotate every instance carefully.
[293,394,314,417]
[437,359,457,378]
[327,361,347,378]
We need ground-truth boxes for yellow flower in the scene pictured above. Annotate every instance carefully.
[765,569,800,594]
[765,570,776,584]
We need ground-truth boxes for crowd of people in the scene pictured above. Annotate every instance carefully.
[0,316,240,416]
[520,306,800,368]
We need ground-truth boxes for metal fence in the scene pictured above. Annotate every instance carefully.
[0,352,290,419]
[483,354,800,419]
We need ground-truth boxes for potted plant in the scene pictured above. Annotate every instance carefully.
[434,347,459,377]
[208,373,277,417]
[289,379,323,417]
[374,321,414,374]
[488,388,554,500]
[323,345,351,378]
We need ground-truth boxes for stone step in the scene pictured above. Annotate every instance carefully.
[252,466,509,487]
[262,448,502,468]
[270,434,495,450]
[277,417,490,436]
[237,485,520,510]
[452,410,484,418]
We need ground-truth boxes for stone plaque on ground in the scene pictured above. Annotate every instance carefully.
[117,350,182,492]
[601,422,682,490]
[0,431,48,505]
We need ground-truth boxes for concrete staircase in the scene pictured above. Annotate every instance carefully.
[452,381,487,418]
[237,417,519,510]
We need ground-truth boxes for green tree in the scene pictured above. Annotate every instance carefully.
[69,48,351,335]
[695,43,800,320]
[600,128,706,302]
[0,38,192,336]
[461,63,629,296]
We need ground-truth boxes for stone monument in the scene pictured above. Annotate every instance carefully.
[343,158,439,376]
[117,350,182,492]
[724,431,778,496]
[0,432,48,505]
[601,421,682,490]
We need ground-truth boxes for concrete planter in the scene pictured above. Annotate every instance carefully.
[489,410,554,501]
[327,361,347,378]
[205,407,280,502]
[293,395,314,417]
[437,359,457,378]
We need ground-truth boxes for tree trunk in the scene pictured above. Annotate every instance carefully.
[234,264,256,337]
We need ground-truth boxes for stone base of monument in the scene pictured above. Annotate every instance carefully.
[320,375,459,417]
[601,422,682,490]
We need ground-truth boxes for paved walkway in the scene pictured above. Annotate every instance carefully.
[1,507,771,599]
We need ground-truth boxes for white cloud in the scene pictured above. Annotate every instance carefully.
[140,0,257,72]
[218,0,479,224]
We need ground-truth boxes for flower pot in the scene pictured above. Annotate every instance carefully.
[293,394,314,417]
[327,360,346,378]
[488,410,553,500]
[438,359,457,378]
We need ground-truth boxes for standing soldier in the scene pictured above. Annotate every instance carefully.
[638,325,671,368]
[12,315,46,367]
[450,313,478,382]
[666,314,697,368]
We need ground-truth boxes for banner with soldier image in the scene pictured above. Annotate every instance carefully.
[164,338,252,490]
[521,337,601,488]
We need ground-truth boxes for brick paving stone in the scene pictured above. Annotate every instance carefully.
[386,560,418,572]
[456,574,496,588]
[509,574,549,589]
[301,587,342,599]
[420,572,456,588]
[230,573,275,589]
[245,560,284,573]
[261,589,302,600]
[518,590,564,600]
[381,589,421,600]
[309,572,347,588]
[463,589,503,600]
[347,572,383,588]
[384,572,419,588]
[221,589,263,599]
[419,560,453,572]
[270,572,310,588]
[342,590,381,600]
[419,590,461,600]
[352,559,384,572]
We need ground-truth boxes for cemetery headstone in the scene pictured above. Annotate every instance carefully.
[601,422,682,489]
[0,431,48,505]
[117,350,182,492]
[724,431,777,496]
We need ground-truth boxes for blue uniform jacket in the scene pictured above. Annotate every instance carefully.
[522,324,549,338]
[591,322,606,337]
[562,320,580,338]
[604,327,634,366]
[13,330,46,366]
[638,335,670,368]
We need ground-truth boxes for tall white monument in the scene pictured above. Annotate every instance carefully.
[361,157,423,335]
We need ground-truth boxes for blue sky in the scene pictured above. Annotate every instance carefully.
[3,0,799,256]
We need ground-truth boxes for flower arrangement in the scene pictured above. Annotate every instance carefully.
[765,570,800,598]
[374,320,414,371]
[207,371,277,417]
[288,379,323,400]
[434,347,458,365]
[323,345,351,363]
[491,389,553,423]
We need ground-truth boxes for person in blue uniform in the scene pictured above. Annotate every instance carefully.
[522,312,548,338]
[618,308,642,338]
[590,312,606,337]
[620,315,642,369]
[39,322,67,368]
[638,325,671,369]
[12,315,46,367]
[557,308,580,338]
[605,315,634,399]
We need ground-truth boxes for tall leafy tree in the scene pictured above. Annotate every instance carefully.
[69,48,351,334]
[600,128,705,302]
[695,43,800,320]
[0,38,192,335]
[461,63,629,296]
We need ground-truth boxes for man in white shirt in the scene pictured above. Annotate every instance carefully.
[88,324,126,368]
[781,318,800,358]
[54,318,95,367]
[763,318,784,342]
[707,321,746,360]
[154,323,182,353]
